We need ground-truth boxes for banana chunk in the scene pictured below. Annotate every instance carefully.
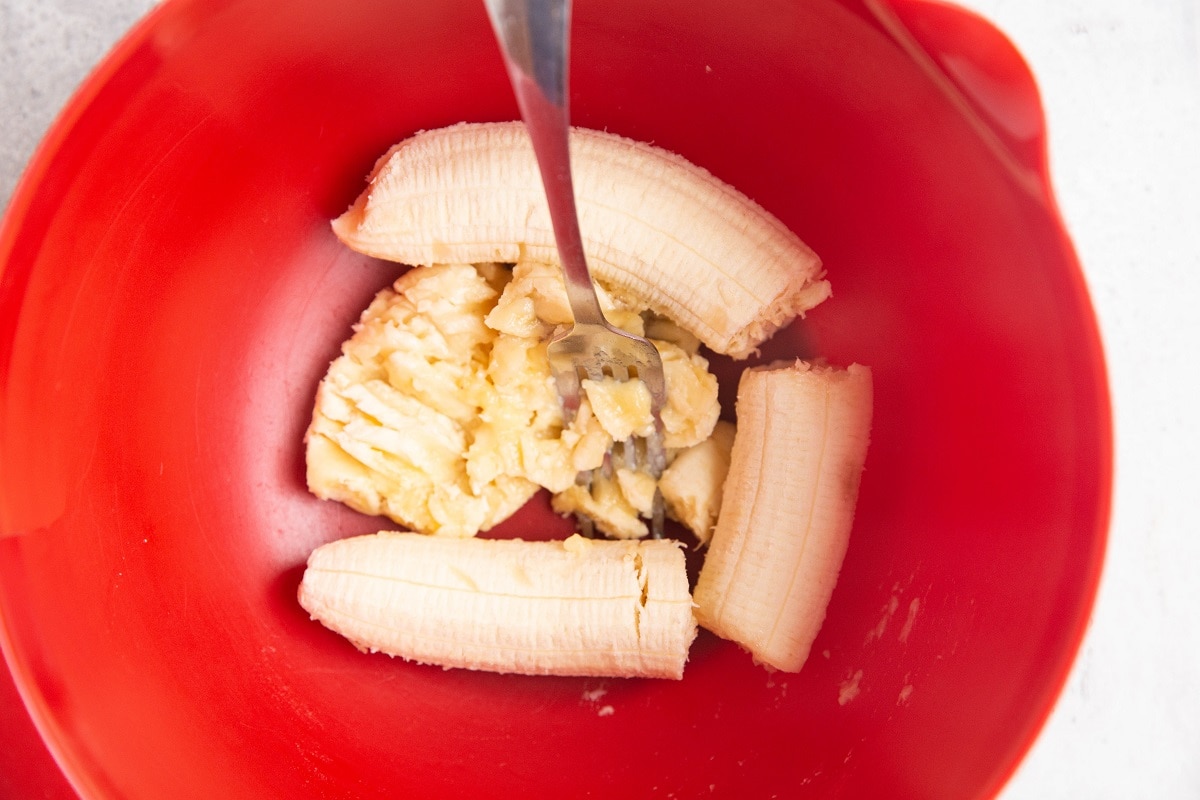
[332,121,829,359]
[694,361,873,673]
[658,420,737,544]
[299,532,698,679]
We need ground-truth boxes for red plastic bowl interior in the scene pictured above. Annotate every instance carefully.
[0,0,1110,797]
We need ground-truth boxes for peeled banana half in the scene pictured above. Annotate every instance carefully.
[299,533,696,679]
[332,121,831,360]
[695,361,873,673]
[301,122,873,679]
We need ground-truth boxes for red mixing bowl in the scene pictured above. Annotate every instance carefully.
[0,0,1110,797]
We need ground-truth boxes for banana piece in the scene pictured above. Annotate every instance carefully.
[331,121,830,359]
[561,417,738,542]
[658,420,737,544]
[551,473,649,540]
[298,532,697,679]
[693,361,872,673]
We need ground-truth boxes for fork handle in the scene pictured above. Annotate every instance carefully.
[484,0,608,328]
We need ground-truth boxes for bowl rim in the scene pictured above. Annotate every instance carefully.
[0,1,1114,798]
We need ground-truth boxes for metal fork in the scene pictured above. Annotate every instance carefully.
[484,0,667,537]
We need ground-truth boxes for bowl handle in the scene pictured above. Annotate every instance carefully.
[865,0,1050,191]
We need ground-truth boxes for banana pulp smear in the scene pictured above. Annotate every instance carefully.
[306,258,731,539]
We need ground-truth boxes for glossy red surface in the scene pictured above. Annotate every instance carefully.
[0,0,1110,797]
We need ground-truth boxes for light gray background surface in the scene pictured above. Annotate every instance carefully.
[3,1,1198,797]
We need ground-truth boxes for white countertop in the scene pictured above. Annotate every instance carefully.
[956,2,1200,797]
[3,1,1198,797]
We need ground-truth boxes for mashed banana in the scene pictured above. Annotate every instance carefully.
[306,260,731,539]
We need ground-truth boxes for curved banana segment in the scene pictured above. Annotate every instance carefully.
[693,361,873,673]
[299,532,697,679]
[331,122,830,359]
